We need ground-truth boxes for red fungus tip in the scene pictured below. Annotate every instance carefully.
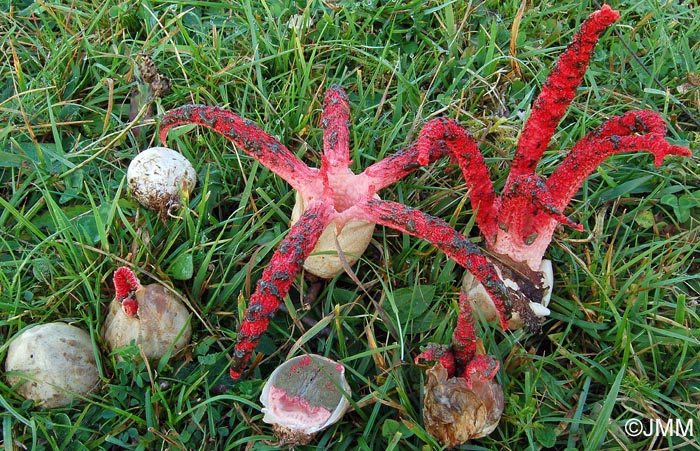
[462,354,500,386]
[416,346,457,377]
[598,4,621,22]
[121,297,139,317]
[113,266,141,301]
[511,5,620,181]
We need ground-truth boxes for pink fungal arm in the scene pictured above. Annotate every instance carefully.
[416,345,457,377]
[159,105,318,192]
[354,198,511,332]
[509,5,620,182]
[362,143,426,190]
[230,201,334,379]
[452,292,480,369]
[415,117,499,240]
[321,85,352,169]
[546,110,692,209]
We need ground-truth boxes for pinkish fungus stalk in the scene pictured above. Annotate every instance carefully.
[160,86,513,381]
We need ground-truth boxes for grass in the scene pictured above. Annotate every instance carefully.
[1,0,698,450]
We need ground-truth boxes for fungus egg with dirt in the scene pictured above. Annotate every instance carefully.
[127,146,196,220]
[4,322,100,408]
[102,266,192,359]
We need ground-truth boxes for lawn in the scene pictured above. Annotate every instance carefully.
[1,0,698,450]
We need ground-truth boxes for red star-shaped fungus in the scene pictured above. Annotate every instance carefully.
[160,86,512,380]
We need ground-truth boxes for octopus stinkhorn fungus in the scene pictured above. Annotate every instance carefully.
[4,322,100,408]
[419,4,691,331]
[127,146,197,220]
[422,344,504,448]
[160,85,513,382]
[102,266,192,360]
[260,354,351,446]
[159,5,690,445]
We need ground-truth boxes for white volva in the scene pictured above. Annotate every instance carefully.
[4,322,100,408]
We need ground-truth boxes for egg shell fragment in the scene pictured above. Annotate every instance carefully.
[260,354,351,445]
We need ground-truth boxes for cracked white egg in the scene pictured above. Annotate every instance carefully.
[127,146,196,218]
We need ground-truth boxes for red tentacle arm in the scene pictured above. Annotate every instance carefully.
[317,85,355,210]
[546,110,692,209]
[362,144,428,191]
[160,104,318,193]
[452,291,480,371]
[321,85,351,169]
[415,344,457,376]
[462,354,500,386]
[230,201,334,380]
[358,198,510,377]
[360,117,489,196]
[352,198,511,332]
[415,117,499,239]
[362,116,483,192]
[508,5,620,182]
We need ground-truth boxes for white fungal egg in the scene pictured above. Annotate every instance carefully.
[127,146,196,218]
[260,354,351,446]
[291,191,376,279]
[101,284,192,360]
[4,322,100,408]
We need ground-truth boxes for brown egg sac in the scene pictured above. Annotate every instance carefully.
[423,361,504,448]
[102,283,192,360]
[4,322,100,408]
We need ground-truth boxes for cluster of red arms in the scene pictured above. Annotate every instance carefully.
[159,5,691,383]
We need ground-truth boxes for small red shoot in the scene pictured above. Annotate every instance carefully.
[113,266,141,317]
